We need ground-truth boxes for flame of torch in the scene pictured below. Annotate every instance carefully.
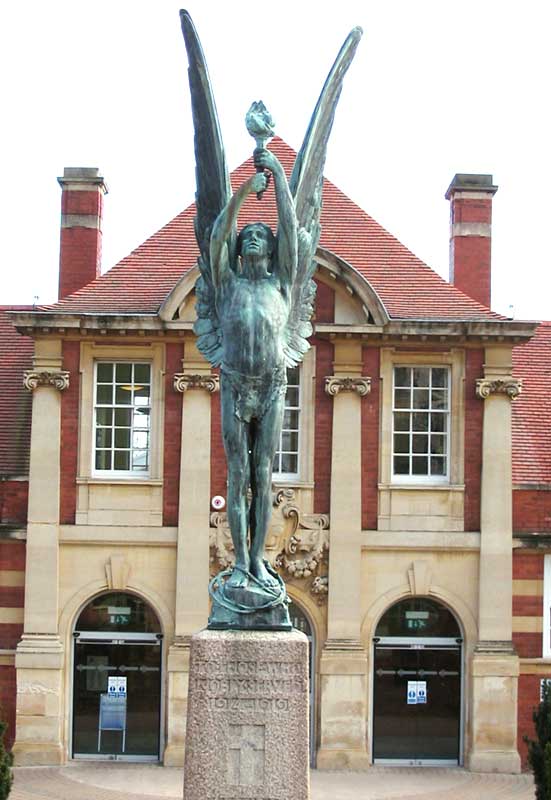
[246,101,275,200]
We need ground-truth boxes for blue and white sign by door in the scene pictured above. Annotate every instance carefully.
[407,680,427,704]
[107,676,127,696]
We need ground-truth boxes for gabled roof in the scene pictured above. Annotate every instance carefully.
[45,138,502,322]
[513,321,551,485]
[0,307,33,476]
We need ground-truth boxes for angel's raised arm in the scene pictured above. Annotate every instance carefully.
[210,172,269,287]
[254,149,297,292]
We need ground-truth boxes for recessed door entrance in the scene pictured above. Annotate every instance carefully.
[72,592,162,761]
[372,598,462,765]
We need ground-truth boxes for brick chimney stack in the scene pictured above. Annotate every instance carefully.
[57,167,108,300]
[445,174,498,309]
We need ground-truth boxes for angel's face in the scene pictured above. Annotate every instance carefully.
[239,224,274,259]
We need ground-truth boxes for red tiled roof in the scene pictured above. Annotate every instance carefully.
[47,139,500,321]
[513,322,551,484]
[0,307,33,476]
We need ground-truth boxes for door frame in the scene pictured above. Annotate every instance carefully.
[70,629,164,762]
[371,635,464,766]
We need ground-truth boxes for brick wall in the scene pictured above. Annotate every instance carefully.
[464,349,484,531]
[0,539,25,749]
[362,347,380,530]
[60,340,80,524]
[0,480,28,524]
[518,673,543,767]
[513,551,544,658]
[163,344,183,526]
[514,489,551,533]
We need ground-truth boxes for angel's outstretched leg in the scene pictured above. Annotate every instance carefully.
[221,379,250,588]
[249,393,285,587]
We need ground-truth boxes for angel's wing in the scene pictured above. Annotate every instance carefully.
[180,10,234,367]
[283,27,363,368]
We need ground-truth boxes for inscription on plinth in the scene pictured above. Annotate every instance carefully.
[184,630,309,800]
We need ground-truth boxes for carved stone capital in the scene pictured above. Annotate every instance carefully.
[475,378,522,400]
[173,373,219,393]
[23,370,70,391]
[324,375,371,397]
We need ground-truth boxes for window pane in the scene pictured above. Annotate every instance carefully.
[431,456,446,475]
[413,389,429,409]
[133,431,149,449]
[134,408,150,428]
[115,363,132,383]
[412,456,428,475]
[413,367,430,387]
[282,431,299,452]
[132,450,149,470]
[430,435,446,455]
[114,428,131,448]
[95,450,111,470]
[394,456,409,474]
[283,409,299,430]
[394,367,411,387]
[281,453,297,473]
[431,389,448,410]
[394,434,410,454]
[412,434,428,454]
[394,389,410,409]
[412,412,429,432]
[286,387,299,407]
[134,364,151,384]
[432,368,448,388]
[96,408,112,426]
[115,408,132,427]
[96,428,112,448]
[115,386,132,405]
[430,413,445,433]
[114,451,130,470]
[134,386,151,406]
[287,367,299,385]
[97,363,113,382]
[394,412,410,432]
[96,384,112,404]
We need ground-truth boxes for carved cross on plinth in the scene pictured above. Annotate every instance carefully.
[228,724,265,786]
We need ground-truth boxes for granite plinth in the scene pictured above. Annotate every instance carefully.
[183,628,309,800]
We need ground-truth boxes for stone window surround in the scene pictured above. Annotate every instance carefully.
[77,342,166,484]
[378,348,465,532]
[380,348,465,488]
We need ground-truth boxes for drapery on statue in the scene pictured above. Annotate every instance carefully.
[180,10,362,629]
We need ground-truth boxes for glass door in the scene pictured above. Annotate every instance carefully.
[373,643,461,764]
[73,636,161,760]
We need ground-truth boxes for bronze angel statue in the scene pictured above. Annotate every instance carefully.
[180,11,361,628]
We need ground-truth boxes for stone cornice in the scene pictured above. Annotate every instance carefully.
[325,375,371,397]
[475,378,522,400]
[23,370,70,391]
[173,373,219,393]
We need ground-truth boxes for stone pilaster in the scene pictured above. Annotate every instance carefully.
[467,345,521,773]
[317,340,370,768]
[13,340,66,766]
[164,341,217,766]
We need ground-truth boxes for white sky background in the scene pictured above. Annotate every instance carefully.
[2,0,550,320]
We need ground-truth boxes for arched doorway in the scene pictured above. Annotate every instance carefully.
[72,591,163,761]
[372,597,462,765]
[288,600,316,766]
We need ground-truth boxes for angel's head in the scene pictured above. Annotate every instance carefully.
[237,223,276,278]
